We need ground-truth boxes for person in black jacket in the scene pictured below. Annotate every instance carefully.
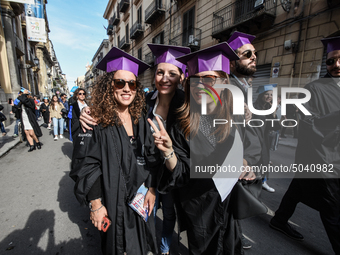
[70,88,87,140]
[18,89,42,152]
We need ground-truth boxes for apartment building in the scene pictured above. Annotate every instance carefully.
[0,0,67,124]
[102,0,340,93]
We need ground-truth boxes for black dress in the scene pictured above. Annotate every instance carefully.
[158,118,244,255]
[70,113,162,255]
[40,103,50,124]
[18,94,42,137]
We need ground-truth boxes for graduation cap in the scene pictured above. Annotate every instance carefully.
[147,44,191,74]
[227,31,256,51]
[321,36,340,54]
[176,42,239,76]
[256,84,277,94]
[20,87,31,94]
[96,47,150,76]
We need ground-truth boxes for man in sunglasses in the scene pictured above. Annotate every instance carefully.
[270,36,340,254]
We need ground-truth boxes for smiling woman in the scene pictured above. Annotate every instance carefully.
[70,47,162,255]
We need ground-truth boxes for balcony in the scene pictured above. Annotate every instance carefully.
[112,12,120,25]
[107,23,114,35]
[130,22,144,40]
[15,33,25,56]
[212,0,277,41]
[169,28,202,51]
[119,0,130,13]
[119,36,130,49]
[144,52,154,65]
[145,0,165,24]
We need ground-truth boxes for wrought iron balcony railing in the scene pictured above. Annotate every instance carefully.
[112,12,120,25]
[169,28,202,51]
[119,36,130,49]
[212,0,276,40]
[144,52,154,65]
[130,22,144,40]
[145,0,165,24]
[119,0,130,13]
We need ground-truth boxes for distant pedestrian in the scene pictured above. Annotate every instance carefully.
[18,90,42,152]
[49,95,65,141]
[34,95,41,120]
[70,88,87,139]
[60,93,69,132]
[0,104,6,136]
[40,97,51,129]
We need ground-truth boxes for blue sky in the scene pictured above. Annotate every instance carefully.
[47,0,109,90]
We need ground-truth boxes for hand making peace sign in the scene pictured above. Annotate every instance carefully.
[147,116,173,155]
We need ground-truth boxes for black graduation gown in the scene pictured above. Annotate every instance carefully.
[40,103,50,124]
[18,94,42,137]
[71,102,81,138]
[158,123,243,255]
[293,73,340,209]
[229,77,262,167]
[70,114,162,255]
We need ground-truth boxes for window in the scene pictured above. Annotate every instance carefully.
[137,6,142,24]
[183,7,195,46]
[152,31,164,44]
[138,48,142,60]
[126,24,129,43]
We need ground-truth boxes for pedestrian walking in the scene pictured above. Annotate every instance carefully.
[18,89,42,152]
[0,104,6,136]
[270,36,340,254]
[70,47,162,255]
[49,95,65,141]
[40,97,51,129]
[253,84,280,193]
[70,88,87,139]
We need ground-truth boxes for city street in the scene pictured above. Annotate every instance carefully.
[0,126,334,255]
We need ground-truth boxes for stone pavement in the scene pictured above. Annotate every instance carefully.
[0,118,44,157]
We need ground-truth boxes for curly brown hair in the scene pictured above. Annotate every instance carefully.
[89,71,146,127]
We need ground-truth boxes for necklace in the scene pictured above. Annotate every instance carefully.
[117,112,130,125]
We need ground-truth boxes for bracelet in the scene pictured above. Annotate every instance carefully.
[89,197,102,210]
[164,150,174,161]
[90,204,104,213]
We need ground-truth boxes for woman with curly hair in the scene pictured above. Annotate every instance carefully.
[70,47,162,255]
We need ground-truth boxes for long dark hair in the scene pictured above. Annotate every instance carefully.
[89,71,145,127]
[50,95,62,110]
[255,91,272,110]
[177,71,233,143]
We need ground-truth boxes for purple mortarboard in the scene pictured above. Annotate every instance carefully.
[148,44,190,74]
[227,31,256,51]
[175,42,239,76]
[321,36,340,54]
[96,47,150,76]
[256,84,277,94]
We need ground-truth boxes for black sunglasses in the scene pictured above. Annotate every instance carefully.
[78,92,85,95]
[113,79,137,90]
[241,50,257,59]
[326,57,340,66]
[189,75,218,87]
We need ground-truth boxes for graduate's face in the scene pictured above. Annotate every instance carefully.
[326,50,340,77]
[77,90,86,101]
[155,63,183,96]
[261,91,273,104]
[113,70,137,108]
[231,44,257,76]
[190,71,226,106]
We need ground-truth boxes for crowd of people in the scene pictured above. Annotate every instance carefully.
[1,31,338,255]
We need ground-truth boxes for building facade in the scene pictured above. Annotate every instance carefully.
[101,0,340,94]
[0,0,66,125]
